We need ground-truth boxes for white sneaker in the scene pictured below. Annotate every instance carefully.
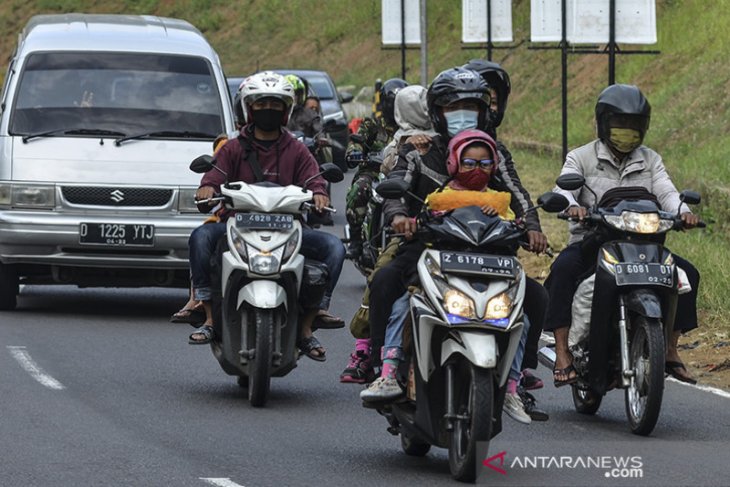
[504,392,532,424]
[360,376,403,402]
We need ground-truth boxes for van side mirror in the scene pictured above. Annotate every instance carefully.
[339,92,354,103]
[556,173,585,191]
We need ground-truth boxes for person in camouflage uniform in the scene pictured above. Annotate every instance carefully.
[345,78,408,258]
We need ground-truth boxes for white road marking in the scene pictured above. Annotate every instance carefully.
[668,377,730,399]
[7,346,65,390]
[200,478,246,487]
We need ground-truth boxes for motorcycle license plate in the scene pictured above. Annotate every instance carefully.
[235,213,293,230]
[439,252,517,278]
[614,263,673,287]
[79,223,154,246]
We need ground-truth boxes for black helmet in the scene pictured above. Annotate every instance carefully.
[379,78,408,126]
[427,67,490,137]
[462,59,511,128]
[595,84,651,142]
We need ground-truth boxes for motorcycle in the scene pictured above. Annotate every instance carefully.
[343,133,391,277]
[370,178,568,482]
[538,173,704,435]
[189,156,343,407]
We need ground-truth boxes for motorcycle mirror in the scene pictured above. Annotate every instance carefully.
[556,173,586,191]
[679,190,701,206]
[376,178,410,199]
[349,133,365,145]
[537,192,571,213]
[319,163,344,183]
[189,154,215,173]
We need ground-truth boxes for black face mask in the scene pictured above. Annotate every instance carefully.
[252,109,284,132]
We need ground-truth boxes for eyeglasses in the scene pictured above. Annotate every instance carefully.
[461,158,494,170]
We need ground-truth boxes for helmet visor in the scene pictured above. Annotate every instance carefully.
[433,91,490,109]
[608,113,649,134]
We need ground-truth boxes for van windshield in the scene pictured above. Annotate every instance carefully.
[9,52,224,140]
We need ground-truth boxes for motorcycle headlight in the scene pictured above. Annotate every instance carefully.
[231,229,248,262]
[604,211,673,234]
[281,230,300,262]
[484,292,513,320]
[443,289,476,321]
[248,246,283,275]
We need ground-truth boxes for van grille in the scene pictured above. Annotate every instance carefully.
[61,187,173,207]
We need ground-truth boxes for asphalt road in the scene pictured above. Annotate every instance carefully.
[1,179,728,487]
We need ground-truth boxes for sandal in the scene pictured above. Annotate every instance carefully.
[553,363,578,388]
[297,335,326,362]
[188,325,214,345]
[171,305,206,325]
[312,310,345,330]
[665,360,697,385]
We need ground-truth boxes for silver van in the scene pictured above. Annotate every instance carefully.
[0,14,235,309]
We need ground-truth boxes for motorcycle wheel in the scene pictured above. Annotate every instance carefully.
[625,316,665,436]
[571,384,602,415]
[248,308,274,407]
[400,432,431,457]
[448,363,494,483]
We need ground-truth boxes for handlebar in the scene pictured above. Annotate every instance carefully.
[301,202,337,213]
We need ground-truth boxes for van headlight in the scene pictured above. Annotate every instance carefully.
[0,184,56,208]
[177,187,201,213]
[604,211,673,234]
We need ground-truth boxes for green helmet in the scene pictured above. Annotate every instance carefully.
[284,74,306,105]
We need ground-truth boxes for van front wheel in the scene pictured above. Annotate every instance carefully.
[0,263,18,310]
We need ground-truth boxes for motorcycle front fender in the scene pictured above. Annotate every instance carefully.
[625,289,663,319]
[237,280,287,310]
[440,332,497,369]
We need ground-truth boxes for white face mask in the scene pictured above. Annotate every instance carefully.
[444,109,479,137]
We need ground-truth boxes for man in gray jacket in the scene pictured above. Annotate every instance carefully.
[546,84,701,386]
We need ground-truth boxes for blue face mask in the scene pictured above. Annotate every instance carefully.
[444,109,479,137]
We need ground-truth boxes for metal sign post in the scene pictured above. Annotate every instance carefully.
[529,0,660,160]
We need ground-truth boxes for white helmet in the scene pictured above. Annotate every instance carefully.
[239,71,295,125]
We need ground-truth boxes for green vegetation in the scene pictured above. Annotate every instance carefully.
[0,0,727,333]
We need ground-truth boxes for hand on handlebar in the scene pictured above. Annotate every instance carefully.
[392,215,417,240]
[565,205,588,221]
[527,230,549,254]
[313,194,330,212]
[680,212,701,229]
[195,186,216,205]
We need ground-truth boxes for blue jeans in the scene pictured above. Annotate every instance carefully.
[188,222,345,309]
[510,315,531,382]
[382,291,410,361]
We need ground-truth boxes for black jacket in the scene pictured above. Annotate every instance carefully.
[382,135,542,232]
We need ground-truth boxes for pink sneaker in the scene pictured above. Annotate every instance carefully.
[340,350,375,384]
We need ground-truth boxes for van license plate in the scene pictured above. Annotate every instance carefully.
[79,223,154,246]
[614,263,673,287]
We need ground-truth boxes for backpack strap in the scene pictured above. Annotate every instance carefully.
[237,135,264,182]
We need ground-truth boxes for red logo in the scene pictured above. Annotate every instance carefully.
[483,451,508,475]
